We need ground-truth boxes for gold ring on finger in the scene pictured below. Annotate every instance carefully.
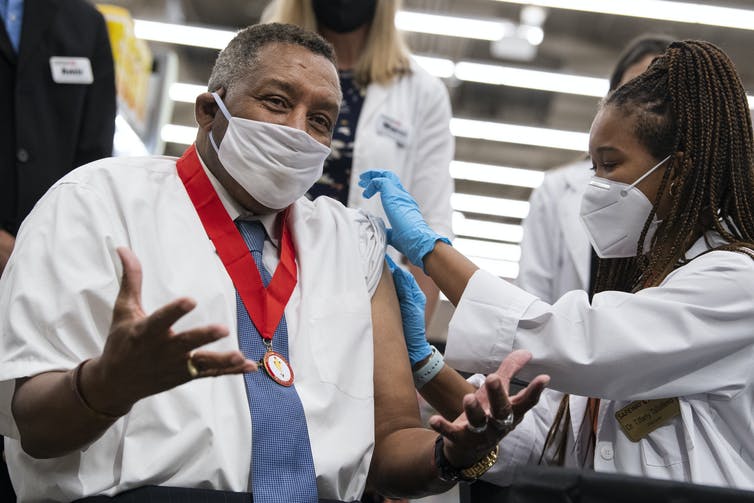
[187,351,199,378]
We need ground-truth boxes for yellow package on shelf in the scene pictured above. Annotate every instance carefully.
[97,4,153,130]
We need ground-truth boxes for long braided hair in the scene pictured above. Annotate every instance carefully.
[595,40,754,294]
[539,40,754,466]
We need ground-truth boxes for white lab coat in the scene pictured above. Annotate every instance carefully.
[505,159,593,474]
[447,232,754,490]
[516,159,592,301]
[346,58,455,246]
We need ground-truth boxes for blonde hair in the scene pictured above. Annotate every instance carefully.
[262,0,412,87]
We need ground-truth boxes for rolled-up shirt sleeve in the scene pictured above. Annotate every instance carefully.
[0,180,124,438]
[355,210,387,296]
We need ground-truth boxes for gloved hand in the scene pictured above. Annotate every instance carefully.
[386,256,432,367]
[360,170,450,271]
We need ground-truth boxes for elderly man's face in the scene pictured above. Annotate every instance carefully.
[218,43,341,146]
[196,42,341,214]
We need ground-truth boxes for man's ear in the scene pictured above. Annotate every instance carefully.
[195,89,222,132]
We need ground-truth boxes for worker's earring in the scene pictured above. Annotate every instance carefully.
[669,181,676,197]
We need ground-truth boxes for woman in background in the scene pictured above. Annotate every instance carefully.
[263,0,454,329]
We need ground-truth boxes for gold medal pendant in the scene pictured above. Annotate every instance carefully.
[262,350,294,387]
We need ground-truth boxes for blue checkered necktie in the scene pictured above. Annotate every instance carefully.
[235,219,318,502]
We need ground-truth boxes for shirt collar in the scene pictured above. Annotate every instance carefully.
[195,149,280,248]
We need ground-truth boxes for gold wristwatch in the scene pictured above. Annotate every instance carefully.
[434,435,499,483]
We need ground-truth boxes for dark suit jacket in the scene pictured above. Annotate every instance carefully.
[0,0,116,235]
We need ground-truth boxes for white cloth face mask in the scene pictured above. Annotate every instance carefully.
[579,154,671,259]
[208,92,331,210]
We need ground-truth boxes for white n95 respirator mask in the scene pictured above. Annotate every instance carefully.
[579,154,671,259]
[208,92,331,210]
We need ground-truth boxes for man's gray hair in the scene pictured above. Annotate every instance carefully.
[208,23,337,93]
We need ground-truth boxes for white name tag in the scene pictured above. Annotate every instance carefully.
[376,114,410,148]
[49,57,94,84]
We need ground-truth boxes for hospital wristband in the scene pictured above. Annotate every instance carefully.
[413,345,444,389]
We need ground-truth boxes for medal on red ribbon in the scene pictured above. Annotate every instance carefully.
[177,145,297,386]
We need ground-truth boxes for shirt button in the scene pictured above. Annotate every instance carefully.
[16,148,29,163]
[599,443,614,461]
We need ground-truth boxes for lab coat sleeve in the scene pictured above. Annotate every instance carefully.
[407,76,454,239]
[516,176,559,302]
[356,209,388,296]
[446,252,754,400]
[0,180,124,438]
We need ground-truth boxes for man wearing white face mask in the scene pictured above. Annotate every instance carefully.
[0,23,548,502]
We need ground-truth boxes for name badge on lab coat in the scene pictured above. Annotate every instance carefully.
[376,114,410,147]
[615,398,681,442]
[49,57,94,84]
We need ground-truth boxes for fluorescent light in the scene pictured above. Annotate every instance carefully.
[413,55,455,79]
[169,83,206,103]
[161,116,589,152]
[161,124,197,145]
[450,160,544,188]
[452,212,524,243]
[134,19,234,49]
[451,118,589,151]
[467,256,519,279]
[454,238,521,261]
[520,25,544,46]
[452,193,529,219]
[493,0,754,31]
[454,61,607,97]
[396,10,511,40]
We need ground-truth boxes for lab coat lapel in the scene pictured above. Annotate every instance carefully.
[557,163,592,290]
[17,0,61,75]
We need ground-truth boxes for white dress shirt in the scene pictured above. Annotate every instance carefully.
[0,153,386,502]
[447,232,754,490]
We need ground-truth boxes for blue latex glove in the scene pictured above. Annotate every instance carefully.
[360,170,450,271]
[386,255,433,367]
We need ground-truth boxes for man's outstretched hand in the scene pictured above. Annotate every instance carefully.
[82,247,257,416]
[429,350,549,469]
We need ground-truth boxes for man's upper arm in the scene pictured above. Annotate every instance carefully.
[369,263,423,482]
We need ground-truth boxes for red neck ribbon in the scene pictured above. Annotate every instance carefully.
[176,145,297,341]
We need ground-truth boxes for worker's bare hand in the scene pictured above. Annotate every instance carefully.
[428,350,549,469]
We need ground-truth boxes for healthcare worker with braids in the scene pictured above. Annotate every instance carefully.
[365,40,754,490]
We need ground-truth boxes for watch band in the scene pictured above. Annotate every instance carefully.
[433,435,499,483]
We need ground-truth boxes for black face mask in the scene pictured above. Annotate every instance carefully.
[312,0,378,33]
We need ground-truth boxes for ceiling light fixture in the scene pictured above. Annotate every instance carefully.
[450,160,544,188]
[451,118,589,151]
[395,10,512,41]
[134,19,233,49]
[493,0,754,31]
[451,193,530,219]
[452,212,524,243]
[454,61,607,97]
[454,237,521,261]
